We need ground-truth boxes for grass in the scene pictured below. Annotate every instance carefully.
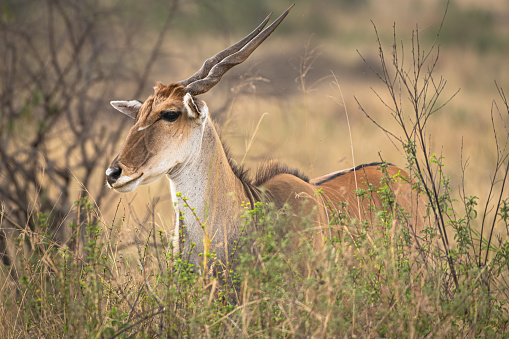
[1,171,508,337]
[2,0,509,337]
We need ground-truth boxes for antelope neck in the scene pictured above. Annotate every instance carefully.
[167,118,257,265]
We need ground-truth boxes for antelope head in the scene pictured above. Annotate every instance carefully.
[106,5,293,192]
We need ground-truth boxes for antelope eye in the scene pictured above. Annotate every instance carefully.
[161,110,181,122]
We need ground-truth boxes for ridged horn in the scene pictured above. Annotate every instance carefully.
[178,14,272,88]
[181,4,294,96]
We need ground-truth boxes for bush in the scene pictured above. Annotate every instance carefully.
[1,2,508,338]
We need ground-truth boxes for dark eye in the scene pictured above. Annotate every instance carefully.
[161,110,181,122]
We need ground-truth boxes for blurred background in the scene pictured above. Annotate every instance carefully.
[0,0,508,244]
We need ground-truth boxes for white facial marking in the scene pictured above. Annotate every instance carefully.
[115,175,135,185]
[137,125,150,131]
[109,175,144,193]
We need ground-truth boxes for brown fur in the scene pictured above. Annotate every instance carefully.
[107,82,426,276]
[154,82,186,104]
[253,159,309,187]
[257,164,424,230]
[221,143,253,185]
[222,148,309,188]
[310,162,392,186]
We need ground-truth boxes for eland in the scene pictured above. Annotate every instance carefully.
[106,5,424,276]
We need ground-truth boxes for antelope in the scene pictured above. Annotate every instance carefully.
[106,5,424,276]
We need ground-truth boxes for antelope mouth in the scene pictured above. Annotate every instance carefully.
[109,173,144,193]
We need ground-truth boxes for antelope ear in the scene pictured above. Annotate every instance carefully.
[110,100,143,119]
[183,93,208,121]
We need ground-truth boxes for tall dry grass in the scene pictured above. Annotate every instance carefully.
[1,0,509,337]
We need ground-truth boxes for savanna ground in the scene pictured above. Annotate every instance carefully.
[1,0,509,337]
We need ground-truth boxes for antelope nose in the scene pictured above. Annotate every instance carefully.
[106,166,122,186]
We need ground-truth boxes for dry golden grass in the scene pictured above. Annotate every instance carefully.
[2,2,509,336]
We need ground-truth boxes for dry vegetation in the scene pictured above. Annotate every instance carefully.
[1,0,509,337]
